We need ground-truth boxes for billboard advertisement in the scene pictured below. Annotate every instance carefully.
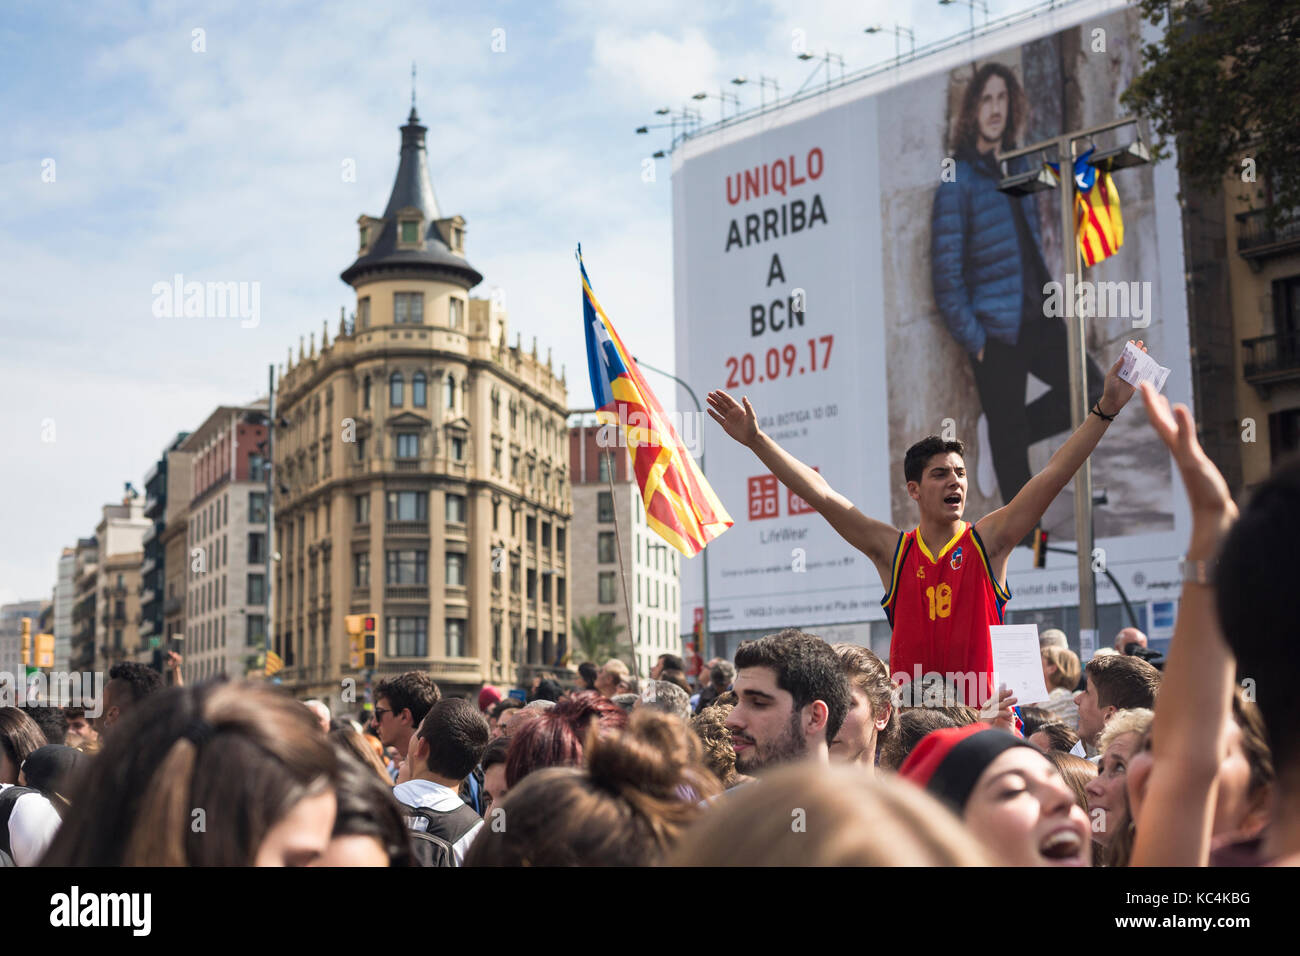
[674,1,1192,635]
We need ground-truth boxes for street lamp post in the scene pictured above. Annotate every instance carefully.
[633,356,712,662]
[995,117,1151,653]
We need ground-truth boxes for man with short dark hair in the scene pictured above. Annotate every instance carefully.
[393,698,490,865]
[372,672,440,760]
[529,678,562,703]
[1075,654,1160,753]
[724,629,851,775]
[23,707,68,747]
[97,662,163,738]
[63,708,97,751]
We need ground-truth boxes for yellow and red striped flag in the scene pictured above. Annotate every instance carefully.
[265,650,284,676]
[1076,168,1124,267]
[580,247,732,556]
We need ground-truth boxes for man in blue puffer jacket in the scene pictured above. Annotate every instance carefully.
[931,62,1103,508]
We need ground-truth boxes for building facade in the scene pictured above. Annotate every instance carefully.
[160,447,195,664]
[92,499,150,672]
[140,433,191,666]
[0,600,46,700]
[177,405,270,684]
[70,538,98,674]
[53,548,76,672]
[273,105,571,709]
[569,417,682,679]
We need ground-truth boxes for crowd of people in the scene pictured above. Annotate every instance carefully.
[0,384,1295,867]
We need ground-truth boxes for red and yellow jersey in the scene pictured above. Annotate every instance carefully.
[880,522,1010,706]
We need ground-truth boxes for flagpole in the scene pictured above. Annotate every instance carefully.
[602,443,641,681]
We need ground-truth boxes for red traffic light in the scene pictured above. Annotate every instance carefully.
[363,616,376,630]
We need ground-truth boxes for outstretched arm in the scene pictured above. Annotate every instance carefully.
[1130,383,1237,866]
[706,389,900,583]
[977,341,1145,564]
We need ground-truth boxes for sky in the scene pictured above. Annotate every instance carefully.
[0,0,1051,604]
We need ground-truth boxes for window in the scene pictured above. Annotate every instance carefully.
[363,375,372,410]
[400,220,419,244]
[446,552,466,587]
[527,568,536,600]
[386,491,428,522]
[492,502,500,531]
[413,372,427,407]
[395,292,423,324]
[598,454,613,482]
[386,549,428,584]
[450,436,465,460]
[249,454,267,482]
[248,574,266,604]
[248,532,267,564]
[385,617,427,657]
[396,433,419,459]
[556,527,565,555]
[598,572,617,604]
[247,614,266,648]
[449,298,464,329]
[358,296,370,327]
[446,619,466,657]
[354,494,370,524]
[445,374,456,410]
[359,225,369,251]
[356,436,366,462]
[526,515,537,543]
[557,578,565,608]
[390,372,404,407]
[492,446,501,474]
[598,532,616,564]
[446,493,466,523]
[597,491,614,523]
[353,552,370,588]
[249,491,267,523]
[541,522,551,549]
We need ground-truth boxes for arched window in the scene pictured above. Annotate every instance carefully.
[445,374,456,410]
[412,372,427,408]
[362,375,371,410]
[390,372,403,407]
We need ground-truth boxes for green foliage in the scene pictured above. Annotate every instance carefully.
[571,614,625,664]
[1121,0,1300,223]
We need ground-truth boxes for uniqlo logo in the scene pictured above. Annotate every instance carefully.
[748,475,779,520]
[788,467,819,515]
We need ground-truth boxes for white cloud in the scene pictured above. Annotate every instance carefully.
[590,27,723,108]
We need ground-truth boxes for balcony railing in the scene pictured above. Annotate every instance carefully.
[386,585,429,601]
[1243,330,1300,393]
[1237,207,1300,262]
[385,521,428,536]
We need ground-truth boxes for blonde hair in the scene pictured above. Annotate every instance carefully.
[1097,707,1154,755]
[666,763,993,866]
[1041,646,1081,691]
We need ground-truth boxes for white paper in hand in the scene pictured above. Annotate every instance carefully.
[989,624,1051,705]
[1116,341,1170,393]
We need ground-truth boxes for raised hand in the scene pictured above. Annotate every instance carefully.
[1140,382,1235,521]
[707,389,758,447]
[1099,339,1146,413]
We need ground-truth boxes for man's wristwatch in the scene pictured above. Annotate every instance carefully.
[1179,556,1215,586]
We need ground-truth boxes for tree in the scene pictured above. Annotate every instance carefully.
[570,614,625,665]
[1121,0,1300,224]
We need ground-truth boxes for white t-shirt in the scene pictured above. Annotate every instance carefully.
[392,778,483,866]
[1,784,62,866]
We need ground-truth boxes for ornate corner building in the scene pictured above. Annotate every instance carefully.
[273,106,572,707]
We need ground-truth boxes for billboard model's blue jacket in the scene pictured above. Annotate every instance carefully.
[930,151,1044,357]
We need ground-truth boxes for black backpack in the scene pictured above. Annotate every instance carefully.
[399,803,482,867]
[0,786,39,867]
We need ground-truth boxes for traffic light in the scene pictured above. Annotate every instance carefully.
[20,618,31,666]
[362,615,377,669]
[35,633,55,669]
[344,614,364,669]
[1032,528,1049,569]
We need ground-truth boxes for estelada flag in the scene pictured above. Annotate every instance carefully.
[579,246,732,556]
[265,650,284,676]
[1047,148,1125,267]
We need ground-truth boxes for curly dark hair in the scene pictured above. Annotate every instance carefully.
[108,661,163,706]
[733,629,851,744]
[951,61,1028,157]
